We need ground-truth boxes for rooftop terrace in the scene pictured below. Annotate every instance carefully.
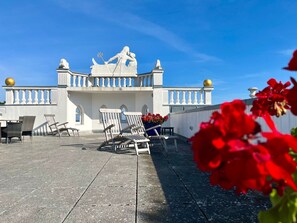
[0,135,269,222]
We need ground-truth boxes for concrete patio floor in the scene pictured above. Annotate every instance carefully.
[0,134,270,223]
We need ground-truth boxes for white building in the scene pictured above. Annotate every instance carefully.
[0,46,214,135]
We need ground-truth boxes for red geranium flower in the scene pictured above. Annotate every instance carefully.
[191,99,297,195]
[287,77,297,116]
[251,78,291,117]
[141,113,168,125]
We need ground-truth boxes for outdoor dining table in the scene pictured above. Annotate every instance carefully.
[0,119,20,144]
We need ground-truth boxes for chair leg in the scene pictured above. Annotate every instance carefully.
[174,139,178,152]
[163,139,168,152]
[135,142,139,156]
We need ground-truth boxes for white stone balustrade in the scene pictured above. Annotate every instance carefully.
[4,87,57,105]
[165,88,206,105]
[68,72,154,88]
[70,73,91,87]
[136,74,153,87]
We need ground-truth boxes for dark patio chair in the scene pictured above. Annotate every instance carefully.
[1,122,23,144]
[19,116,36,140]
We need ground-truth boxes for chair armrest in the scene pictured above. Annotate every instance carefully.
[58,122,68,127]
[121,124,135,134]
[103,124,115,132]
[48,122,59,127]
[132,125,143,131]
[145,124,161,132]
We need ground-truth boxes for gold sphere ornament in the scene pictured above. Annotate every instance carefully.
[5,77,15,86]
[203,79,212,87]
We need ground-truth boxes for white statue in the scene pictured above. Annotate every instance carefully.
[105,46,134,65]
[90,46,137,77]
[155,59,162,69]
[128,52,137,67]
[59,58,69,69]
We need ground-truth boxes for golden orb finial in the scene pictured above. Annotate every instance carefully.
[5,77,15,86]
[203,79,212,87]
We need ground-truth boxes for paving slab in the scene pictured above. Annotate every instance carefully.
[0,135,270,222]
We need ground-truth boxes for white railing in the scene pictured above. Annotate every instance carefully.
[69,72,153,88]
[5,87,57,105]
[164,88,204,105]
[136,73,153,87]
[70,73,92,87]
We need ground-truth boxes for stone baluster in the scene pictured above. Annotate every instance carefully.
[139,77,144,87]
[107,78,111,87]
[118,77,121,87]
[182,91,186,104]
[128,78,132,87]
[40,90,45,104]
[14,90,20,104]
[21,90,26,104]
[199,90,204,104]
[176,91,180,104]
[101,77,105,87]
[87,77,92,87]
[72,75,76,87]
[112,78,116,87]
[123,78,127,87]
[188,91,192,104]
[45,90,50,104]
[27,90,32,104]
[77,76,81,87]
[170,91,174,104]
[145,76,148,86]
[95,78,99,87]
[33,90,38,104]
[193,91,198,104]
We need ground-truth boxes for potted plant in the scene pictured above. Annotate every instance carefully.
[141,113,168,136]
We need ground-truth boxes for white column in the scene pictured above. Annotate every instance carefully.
[87,77,92,87]
[27,90,32,104]
[188,91,192,104]
[199,90,204,104]
[101,77,105,87]
[170,91,174,104]
[182,91,186,104]
[129,78,132,87]
[112,78,116,87]
[107,78,111,87]
[72,75,76,87]
[45,90,50,104]
[193,91,198,104]
[40,90,45,104]
[14,90,20,104]
[77,76,81,87]
[21,90,26,104]
[123,78,127,87]
[176,91,180,104]
[33,90,38,104]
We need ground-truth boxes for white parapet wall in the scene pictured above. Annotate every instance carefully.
[169,98,297,139]
[0,104,60,135]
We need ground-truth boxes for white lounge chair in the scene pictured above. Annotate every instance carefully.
[44,114,79,137]
[99,108,150,155]
[124,111,178,152]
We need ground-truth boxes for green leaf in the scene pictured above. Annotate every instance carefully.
[258,190,297,223]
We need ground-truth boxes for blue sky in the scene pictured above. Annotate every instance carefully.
[0,0,296,104]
